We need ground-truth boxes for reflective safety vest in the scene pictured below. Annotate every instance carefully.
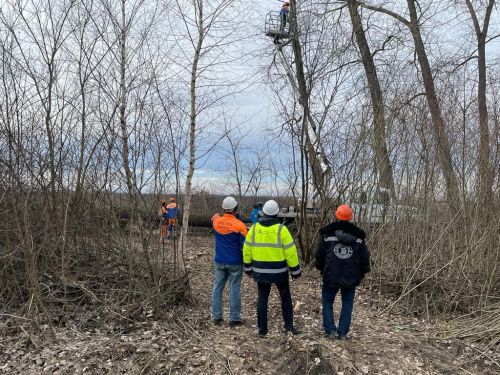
[243,221,301,283]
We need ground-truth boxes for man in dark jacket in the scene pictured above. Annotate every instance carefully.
[315,205,370,340]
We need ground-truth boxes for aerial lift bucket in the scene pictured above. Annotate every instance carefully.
[265,11,292,40]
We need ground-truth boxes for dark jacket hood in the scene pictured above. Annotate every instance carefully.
[319,221,366,240]
[333,230,357,244]
[258,217,280,227]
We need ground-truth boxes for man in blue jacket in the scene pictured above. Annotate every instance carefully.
[211,196,248,326]
[279,2,289,31]
[274,1,290,44]
[315,205,370,340]
[249,203,262,224]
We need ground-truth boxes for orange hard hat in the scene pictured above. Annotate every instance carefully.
[170,197,175,202]
[335,205,353,221]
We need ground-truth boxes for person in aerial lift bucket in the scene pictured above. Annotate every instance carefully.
[274,2,290,44]
[280,2,290,31]
[315,205,370,340]
[243,200,302,337]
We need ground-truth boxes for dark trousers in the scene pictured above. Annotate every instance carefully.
[257,279,293,335]
[280,13,287,31]
[322,285,356,336]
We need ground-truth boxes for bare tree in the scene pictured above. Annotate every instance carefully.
[270,0,358,260]
[221,125,271,212]
[223,127,246,207]
[0,0,76,206]
[462,0,496,207]
[346,0,395,200]
[288,0,332,206]
[360,0,461,211]
[169,0,244,273]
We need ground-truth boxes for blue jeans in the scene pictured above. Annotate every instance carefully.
[211,263,243,322]
[322,285,356,336]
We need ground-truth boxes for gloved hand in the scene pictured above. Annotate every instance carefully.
[291,272,301,280]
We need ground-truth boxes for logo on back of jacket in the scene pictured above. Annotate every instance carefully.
[333,243,353,259]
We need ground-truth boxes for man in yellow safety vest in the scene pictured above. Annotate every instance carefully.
[243,199,301,337]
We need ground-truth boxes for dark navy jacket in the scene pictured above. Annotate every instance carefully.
[315,221,370,288]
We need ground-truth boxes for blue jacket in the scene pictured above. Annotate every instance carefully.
[166,203,178,219]
[212,213,248,265]
[250,208,260,224]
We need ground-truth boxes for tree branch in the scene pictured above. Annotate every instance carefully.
[357,1,411,27]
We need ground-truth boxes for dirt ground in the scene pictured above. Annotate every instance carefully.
[1,236,499,374]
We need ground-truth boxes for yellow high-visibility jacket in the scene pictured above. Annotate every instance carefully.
[243,218,301,282]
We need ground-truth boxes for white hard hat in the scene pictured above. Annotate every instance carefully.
[262,200,279,216]
[222,196,238,210]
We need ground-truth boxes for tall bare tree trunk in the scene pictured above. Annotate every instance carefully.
[75,77,87,198]
[286,0,334,262]
[177,0,205,275]
[289,0,330,203]
[45,60,56,206]
[348,0,395,199]
[464,0,495,207]
[406,0,460,210]
[119,0,133,196]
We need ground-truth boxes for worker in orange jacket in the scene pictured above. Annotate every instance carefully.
[211,197,248,326]
[166,197,178,239]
